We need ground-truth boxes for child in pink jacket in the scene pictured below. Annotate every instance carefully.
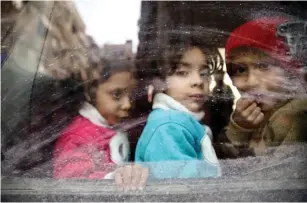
[53,59,148,191]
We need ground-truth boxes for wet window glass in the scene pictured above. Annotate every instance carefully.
[1,1,307,201]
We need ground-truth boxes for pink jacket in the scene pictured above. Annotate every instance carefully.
[53,102,130,179]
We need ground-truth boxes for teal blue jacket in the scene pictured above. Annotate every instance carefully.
[135,93,220,179]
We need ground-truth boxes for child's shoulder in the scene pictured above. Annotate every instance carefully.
[288,99,307,112]
[64,115,95,131]
[269,99,307,140]
[60,115,113,140]
[271,99,307,121]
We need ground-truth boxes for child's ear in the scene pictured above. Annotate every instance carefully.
[152,77,166,93]
[147,78,167,102]
[147,85,154,103]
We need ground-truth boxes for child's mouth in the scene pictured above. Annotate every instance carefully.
[245,91,283,105]
[189,94,205,102]
[250,92,263,103]
[241,92,263,104]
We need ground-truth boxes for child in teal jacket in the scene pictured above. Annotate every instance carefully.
[135,37,222,179]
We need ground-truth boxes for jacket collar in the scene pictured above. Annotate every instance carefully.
[79,102,109,127]
[152,93,205,121]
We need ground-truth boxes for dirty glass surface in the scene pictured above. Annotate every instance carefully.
[1,1,307,202]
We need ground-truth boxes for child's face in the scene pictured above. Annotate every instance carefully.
[230,50,290,112]
[166,47,210,113]
[95,71,135,125]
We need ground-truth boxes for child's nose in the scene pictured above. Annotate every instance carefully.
[191,72,203,87]
[121,96,131,111]
[246,71,260,88]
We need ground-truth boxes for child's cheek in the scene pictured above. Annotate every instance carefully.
[107,116,119,126]
[203,80,210,95]
[262,71,286,94]
[233,77,247,91]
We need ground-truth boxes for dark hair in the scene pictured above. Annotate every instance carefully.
[157,35,224,79]
[27,74,87,141]
[83,58,135,105]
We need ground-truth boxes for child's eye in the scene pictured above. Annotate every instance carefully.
[111,91,122,101]
[199,69,210,78]
[175,70,188,77]
[232,63,248,76]
[255,62,269,71]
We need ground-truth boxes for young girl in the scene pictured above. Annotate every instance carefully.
[135,37,222,179]
[224,17,307,157]
[53,59,148,191]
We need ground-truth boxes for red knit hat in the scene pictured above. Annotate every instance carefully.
[225,17,300,75]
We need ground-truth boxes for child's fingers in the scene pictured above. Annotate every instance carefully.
[252,112,265,125]
[138,167,149,191]
[130,165,142,191]
[247,107,261,122]
[114,168,124,191]
[241,103,257,118]
[236,98,255,112]
[122,165,132,191]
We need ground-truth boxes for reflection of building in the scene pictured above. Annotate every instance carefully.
[101,40,133,60]
[1,1,57,76]
[39,1,90,78]
[1,1,30,58]
[1,1,95,79]
[87,35,100,64]
[1,1,99,171]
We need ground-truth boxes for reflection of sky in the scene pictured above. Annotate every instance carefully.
[75,0,141,52]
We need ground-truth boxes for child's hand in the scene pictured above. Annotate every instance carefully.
[115,164,149,192]
[232,98,265,129]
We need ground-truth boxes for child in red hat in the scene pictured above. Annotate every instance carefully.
[224,17,307,156]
